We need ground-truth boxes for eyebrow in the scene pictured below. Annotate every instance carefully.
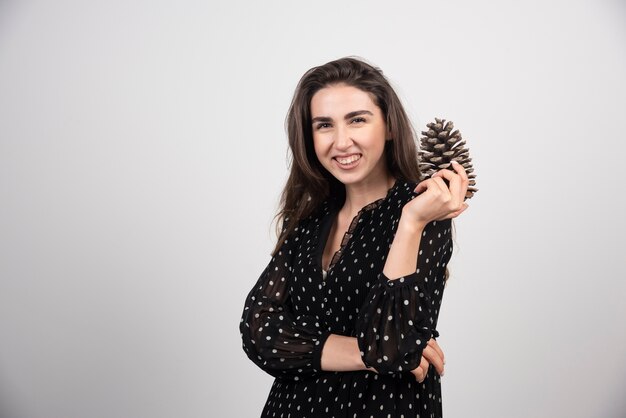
[311,110,374,124]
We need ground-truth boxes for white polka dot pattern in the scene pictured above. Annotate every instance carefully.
[240,180,453,417]
[356,218,452,374]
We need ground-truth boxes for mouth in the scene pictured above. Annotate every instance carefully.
[333,153,362,169]
[333,154,361,165]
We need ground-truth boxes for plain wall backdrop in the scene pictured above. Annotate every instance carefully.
[1,0,625,417]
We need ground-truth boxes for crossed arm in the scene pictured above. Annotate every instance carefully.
[320,216,446,382]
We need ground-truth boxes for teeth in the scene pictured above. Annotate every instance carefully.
[336,155,360,165]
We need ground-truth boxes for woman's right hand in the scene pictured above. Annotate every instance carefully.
[402,160,469,227]
[410,338,445,382]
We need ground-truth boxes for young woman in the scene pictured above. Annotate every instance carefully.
[239,57,469,417]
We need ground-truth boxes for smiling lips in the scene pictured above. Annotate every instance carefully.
[333,153,362,168]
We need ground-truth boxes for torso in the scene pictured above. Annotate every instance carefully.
[258,179,451,417]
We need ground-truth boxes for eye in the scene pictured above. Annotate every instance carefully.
[315,122,332,130]
[351,117,366,124]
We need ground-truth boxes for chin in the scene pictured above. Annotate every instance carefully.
[327,171,369,186]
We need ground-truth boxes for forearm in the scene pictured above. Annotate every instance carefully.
[383,211,427,280]
[355,216,451,374]
[320,334,374,372]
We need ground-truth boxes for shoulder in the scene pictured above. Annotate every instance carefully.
[388,179,420,207]
[397,179,419,198]
[279,199,331,241]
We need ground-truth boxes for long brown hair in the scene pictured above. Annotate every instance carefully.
[273,57,422,255]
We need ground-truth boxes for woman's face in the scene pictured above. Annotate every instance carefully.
[310,83,390,189]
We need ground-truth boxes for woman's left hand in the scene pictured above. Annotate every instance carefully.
[422,338,445,376]
[409,160,470,223]
[410,338,445,382]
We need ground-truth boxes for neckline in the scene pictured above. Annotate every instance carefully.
[320,179,401,275]
[332,178,400,215]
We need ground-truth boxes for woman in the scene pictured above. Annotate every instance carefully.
[239,56,469,417]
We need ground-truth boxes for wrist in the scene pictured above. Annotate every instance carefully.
[399,210,427,235]
[383,211,427,280]
[321,335,369,372]
[350,337,373,372]
[353,338,368,371]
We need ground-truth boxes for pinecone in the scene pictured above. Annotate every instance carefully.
[418,118,478,200]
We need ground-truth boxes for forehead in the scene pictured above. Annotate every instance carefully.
[310,84,380,116]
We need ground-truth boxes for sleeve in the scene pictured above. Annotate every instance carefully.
[239,224,332,381]
[354,218,453,374]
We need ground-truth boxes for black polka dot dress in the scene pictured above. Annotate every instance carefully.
[240,180,454,418]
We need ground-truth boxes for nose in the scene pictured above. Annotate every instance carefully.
[334,124,353,150]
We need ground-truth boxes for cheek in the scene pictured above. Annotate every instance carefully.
[365,129,387,153]
[312,134,328,160]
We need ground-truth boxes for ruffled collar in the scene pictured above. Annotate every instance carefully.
[326,178,405,215]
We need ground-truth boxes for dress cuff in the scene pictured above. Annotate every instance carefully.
[312,330,333,372]
[378,271,425,289]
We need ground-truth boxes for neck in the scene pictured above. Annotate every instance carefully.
[341,172,396,217]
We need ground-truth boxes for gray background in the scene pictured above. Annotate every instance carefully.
[1,0,625,417]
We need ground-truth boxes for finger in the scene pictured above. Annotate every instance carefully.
[458,202,469,215]
[427,338,445,364]
[410,367,424,383]
[434,160,467,180]
[431,170,462,206]
[419,356,429,382]
[450,160,469,183]
[431,160,467,182]
[449,160,470,201]
[413,178,437,195]
[413,179,427,194]
[417,356,429,383]
[434,162,468,194]
[410,367,423,382]
[422,345,444,376]
[430,176,454,200]
[410,356,429,383]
